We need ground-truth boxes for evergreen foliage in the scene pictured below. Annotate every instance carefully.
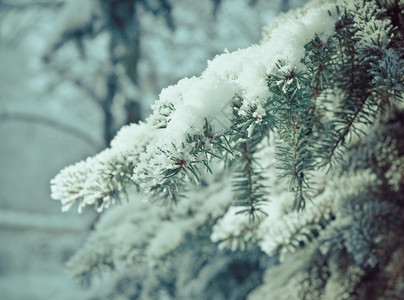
[51,0,404,298]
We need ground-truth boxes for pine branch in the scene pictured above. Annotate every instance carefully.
[267,63,318,210]
[241,142,255,210]
[232,142,268,221]
[323,95,368,165]
[230,95,271,220]
[319,1,401,168]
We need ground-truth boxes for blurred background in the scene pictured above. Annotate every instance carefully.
[0,0,308,299]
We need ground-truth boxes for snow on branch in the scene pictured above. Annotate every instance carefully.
[51,0,338,213]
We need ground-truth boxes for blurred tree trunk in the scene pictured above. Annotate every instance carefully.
[280,0,289,12]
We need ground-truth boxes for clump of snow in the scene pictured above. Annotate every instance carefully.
[110,122,155,154]
[52,122,154,212]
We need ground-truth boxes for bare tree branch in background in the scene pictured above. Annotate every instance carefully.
[41,0,178,146]
[0,1,64,10]
[0,112,101,150]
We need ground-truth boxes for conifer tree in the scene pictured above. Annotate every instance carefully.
[51,0,404,298]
